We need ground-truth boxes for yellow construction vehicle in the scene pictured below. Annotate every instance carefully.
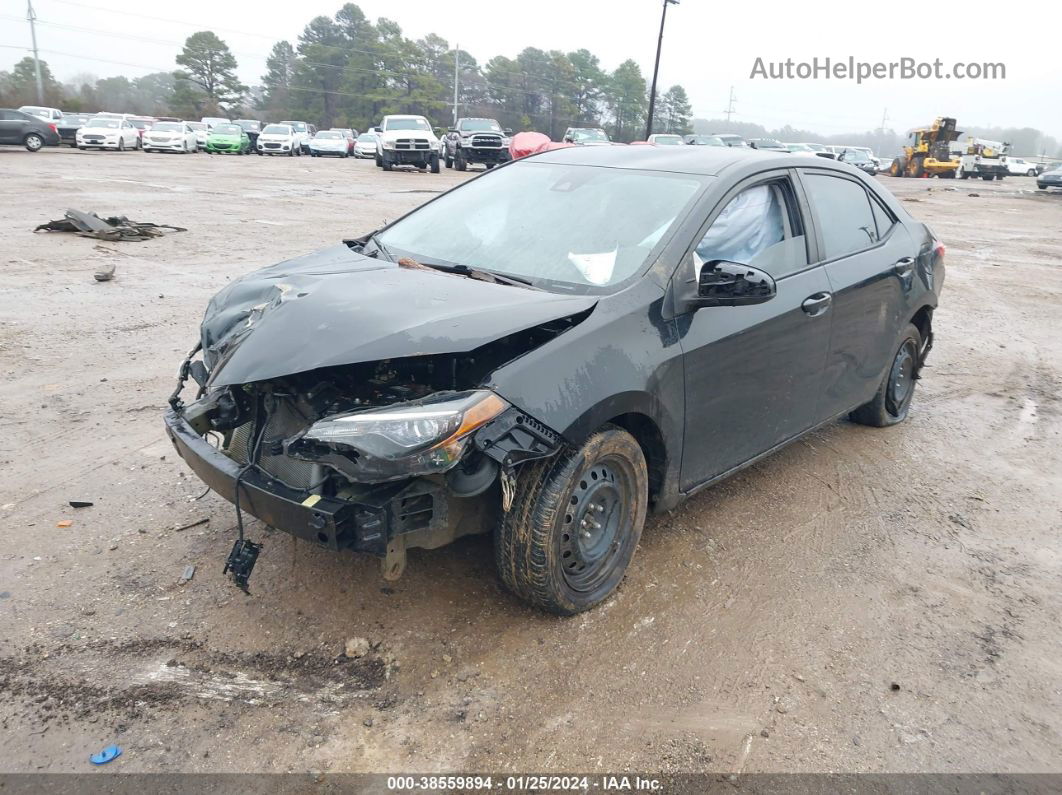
[889,117,961,178]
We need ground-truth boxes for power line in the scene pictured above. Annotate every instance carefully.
[723,86,736,122]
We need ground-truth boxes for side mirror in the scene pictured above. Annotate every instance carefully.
[447,127,457,133]
[695,261,776,307]
[504,128,513,135]
[373,127,382,133]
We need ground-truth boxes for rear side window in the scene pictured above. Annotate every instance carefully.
[802,173,879,259]
[870,196,895,240]
[694,179,808,279]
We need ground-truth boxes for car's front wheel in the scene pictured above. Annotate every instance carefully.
[850,323,923,427]
[24,133,45,152]
[495,426,648,615]
[1027,169,1037,177]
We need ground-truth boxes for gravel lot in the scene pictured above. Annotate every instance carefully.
[1,147,1060,774]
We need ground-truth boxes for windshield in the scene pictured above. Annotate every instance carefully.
[151,122,182,132]
[86,118,121,129]
[384,117,431,131]
[753,139,784,149]
[235,120,260,131]
[129,119,150,129]
[315,131,343,139]
[357,133,376,142]
[458,119,502,132]
[281,121,308,132]
[212,124,242,135]
[652,135,683,145]
[571,129,609,142]
[786,143,811,151]
[62,114,89,125]
[262,124,291,135]
[378,162,704,292]
[717,135,748,147]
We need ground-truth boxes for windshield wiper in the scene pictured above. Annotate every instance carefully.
[363,232,394,262]
[417,261,539,290]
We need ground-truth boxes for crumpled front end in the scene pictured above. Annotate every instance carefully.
[164,244,595,588]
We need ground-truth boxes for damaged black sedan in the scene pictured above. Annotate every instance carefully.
[165,146,944,614]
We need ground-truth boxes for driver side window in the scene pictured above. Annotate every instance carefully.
[695,180,808,279]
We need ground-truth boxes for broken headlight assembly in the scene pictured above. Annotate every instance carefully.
[288,390,509,481]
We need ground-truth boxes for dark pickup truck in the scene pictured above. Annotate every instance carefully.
[442,118,512,171]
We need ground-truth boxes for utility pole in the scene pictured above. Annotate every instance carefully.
[876,108,889,158]
[645,0,679,141]
[452,45,460,127]
[26,0,44,104]
[723,86,736,123]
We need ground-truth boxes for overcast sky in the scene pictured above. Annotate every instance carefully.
[4,0,1060,140]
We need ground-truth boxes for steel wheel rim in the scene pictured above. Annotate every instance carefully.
[887,340,917,414]
[559,456,631,593]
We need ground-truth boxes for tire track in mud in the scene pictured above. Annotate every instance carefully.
[0,637,391,730]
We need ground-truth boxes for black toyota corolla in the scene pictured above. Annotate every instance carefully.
[165,145,944,614]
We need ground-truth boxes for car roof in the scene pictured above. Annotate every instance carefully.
[529,144,864,177]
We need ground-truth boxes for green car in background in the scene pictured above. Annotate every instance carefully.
[205,123,251,155]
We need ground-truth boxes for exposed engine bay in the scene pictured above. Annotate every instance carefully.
[166,319,582,591]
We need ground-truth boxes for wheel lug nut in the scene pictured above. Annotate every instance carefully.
[595,505,604,513]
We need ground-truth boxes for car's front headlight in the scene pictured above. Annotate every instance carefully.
[291,390,509,481]
[430,141,440,150]
[382,140,395,150]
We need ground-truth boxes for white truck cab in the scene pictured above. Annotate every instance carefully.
[374,115,441,173]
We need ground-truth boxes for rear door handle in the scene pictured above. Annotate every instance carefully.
[801,292,832,316]
[893,257,915,277]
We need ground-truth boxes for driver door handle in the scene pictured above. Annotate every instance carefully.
[893,257,915,277]
[801,292,832,316]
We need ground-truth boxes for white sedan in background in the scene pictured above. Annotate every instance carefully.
[76,117,140,151]
[353,132,378,158]
[309,130,350,157]
[142,121,198,153]
[186,122,209,149]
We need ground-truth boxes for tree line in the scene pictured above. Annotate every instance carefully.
[0,3,693,142]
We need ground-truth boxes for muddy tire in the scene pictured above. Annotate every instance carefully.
[494,426,648,615]
[849,323,923,427]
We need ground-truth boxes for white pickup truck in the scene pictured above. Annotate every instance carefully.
[374,115,441,173]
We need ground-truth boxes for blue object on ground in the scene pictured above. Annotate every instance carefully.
[89,744,121,765]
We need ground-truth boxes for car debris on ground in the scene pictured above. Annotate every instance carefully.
[34,209,187,242]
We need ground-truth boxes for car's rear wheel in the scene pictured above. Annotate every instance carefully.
[444,150,453,168]
[849,323,923,427]
[430,153,440,173]
[1027,169,1037,177]
[24,133,45,152]
[495,426,648,615]
[117,138,125,152]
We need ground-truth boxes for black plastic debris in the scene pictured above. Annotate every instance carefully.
[34,209,187,242]
[68,500,94,508]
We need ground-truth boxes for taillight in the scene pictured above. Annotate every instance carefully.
[934,242,945,262]
[48,123,57,133]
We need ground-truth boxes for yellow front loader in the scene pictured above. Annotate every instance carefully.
[889,117,961,178]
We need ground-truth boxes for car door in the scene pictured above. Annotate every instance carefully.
[677,170,834,490]
[797,169,915,418]
[0,110,23,144]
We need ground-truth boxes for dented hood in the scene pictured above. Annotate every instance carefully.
[202,244,598,386]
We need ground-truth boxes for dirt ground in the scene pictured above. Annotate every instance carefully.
[0,147,1060,776]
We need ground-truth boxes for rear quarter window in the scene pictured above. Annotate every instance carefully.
[802,173,879,260]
